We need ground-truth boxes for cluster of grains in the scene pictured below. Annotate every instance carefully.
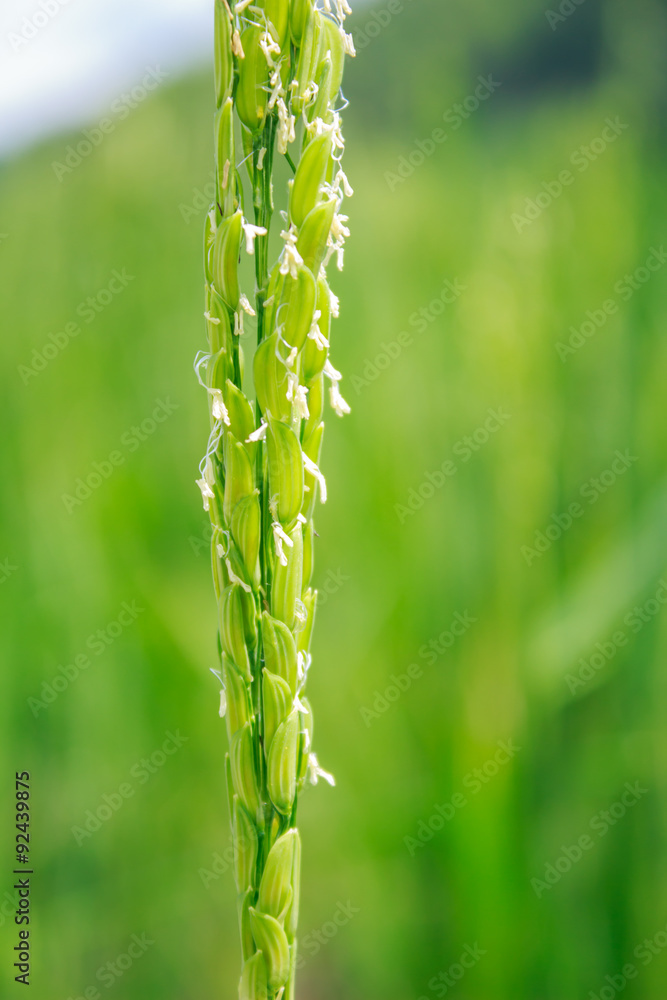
[195,2,354,996]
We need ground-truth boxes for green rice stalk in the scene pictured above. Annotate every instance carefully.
[196,2,355,996]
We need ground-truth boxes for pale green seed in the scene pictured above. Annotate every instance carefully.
[284,831,301,938]
[231,722,262,823]
[219,584,252,680]
[266,420,304,528]
[231,491,261,589]
[223,436,254,525]
[267,710,299,814]
[239,950,269,1000]
[213,0,233,107]
[249,908,291,991]
[291,8,322,116]
[297,588,316,654]
[213,209,243,310]
[276,265,317,352]
[238,889,256,963]
[233,795,259,893]
[254,333,290,422]
[223,654,252,738]
[224,380,256,452]
[296,198,336,275]
[258,828,299,920]
[271,522,303,628]
[262,612,298,694]
[290,132,334,229]
[289,0,312,45]
[236,26,270,133]
[215,98,237,217]
[263,669,293,755]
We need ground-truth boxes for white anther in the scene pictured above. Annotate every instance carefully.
[239,293,256,316]
[211,389,231,425]
[307,753,335,786]
[272,521,294,567]
[231,30,244,57]
[196,478,215,512]
[242,220,267,255]
[303,454,327,503]
[323,359,342,382]
[246,420,267,443]
[225,558,252,593]
[279,226,303,279]
[329,382,350,417]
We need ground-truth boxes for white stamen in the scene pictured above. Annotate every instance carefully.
[242,221,268,255]
[239,293,256,316]
[279,226,304,279]
[342,30,356,57]
[231,29,244,57]
[294,384,310,419]
[276,98,296,153]
[334,167,354,198]
[204,310,220,325]
[259,30,281,64]
[303,454,327,503]
[196,478,215,512]
[225,558,252,593]
[257,147,266,170]
[272,521,294,566]
[211,389,231,425]
[294,693,310,714]
[307,753,336,786]
[329,382,351,417]
[324,359,342,382]
[246,421,267,443]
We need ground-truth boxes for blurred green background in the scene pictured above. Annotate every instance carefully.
[2,0,667,997]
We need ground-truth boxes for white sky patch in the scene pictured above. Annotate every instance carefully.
[0,0,371,160]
